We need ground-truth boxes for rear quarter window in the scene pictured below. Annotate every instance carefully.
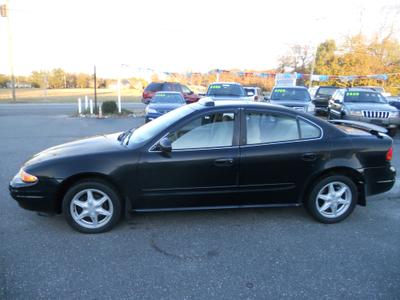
[298,119,322,139]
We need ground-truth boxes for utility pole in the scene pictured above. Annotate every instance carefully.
[1,0,16,102]
[94,65,97,114]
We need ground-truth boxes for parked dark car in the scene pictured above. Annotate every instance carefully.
[142,82,199,104]
[312,86,340,115]
[328,88,400,136]
[145,91,186,122]
[205,82,250,100]
[267,86,315,114]
[10,98,396,233]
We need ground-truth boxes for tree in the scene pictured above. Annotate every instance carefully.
[29,71,48,88]
[76,73,90,88]
[0,74,9,87]
[48,68,66,89]
[278,44,312,73]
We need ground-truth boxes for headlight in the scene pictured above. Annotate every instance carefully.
[145,107,157,114]
[307,103,315,112]
[389,111,400,118]
[16,169,38,183]
[350,110,363,116]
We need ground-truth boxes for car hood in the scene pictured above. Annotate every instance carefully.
[270,100,309,107]
[25,133,123,166]
[344,103,398,111]
[148,103,184,111]
[313,95,331,103]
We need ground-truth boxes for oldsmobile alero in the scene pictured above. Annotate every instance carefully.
[9,98,396,233]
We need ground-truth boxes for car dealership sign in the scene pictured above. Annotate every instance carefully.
[274,73,297,87]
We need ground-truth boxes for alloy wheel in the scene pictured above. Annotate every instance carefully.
[70,188,114,229]
[315,181,352,218]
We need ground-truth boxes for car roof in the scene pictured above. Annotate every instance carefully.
[154,91,182,94]
[196,97,290,110]
[343,88,380,93]
[244,87,259,89]
[210,82,243,85]
[273,86,308,90]
[317,86,339,88]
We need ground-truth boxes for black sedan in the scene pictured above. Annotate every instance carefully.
[9,98,396,233]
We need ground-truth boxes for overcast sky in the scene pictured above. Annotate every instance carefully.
[0,0,399,77]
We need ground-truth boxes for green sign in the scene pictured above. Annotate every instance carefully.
[346,92,360,96]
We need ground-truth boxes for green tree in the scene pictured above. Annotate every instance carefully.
[48,68,66,89]
[76,73,90,88]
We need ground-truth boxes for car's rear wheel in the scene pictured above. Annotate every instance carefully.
[63,180,122,233]
[306,175,357,223]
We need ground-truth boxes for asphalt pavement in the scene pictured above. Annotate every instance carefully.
[0,104,399,299]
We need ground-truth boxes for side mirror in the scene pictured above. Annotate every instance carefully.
[263,96,270,101]
[159,137,172,153]
[334,99,342,104]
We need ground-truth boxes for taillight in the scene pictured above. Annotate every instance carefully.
[386,147,393,161]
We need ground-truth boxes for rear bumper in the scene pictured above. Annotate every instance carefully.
[9,177,60,213]
[361,165,396,196]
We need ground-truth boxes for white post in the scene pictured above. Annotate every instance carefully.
[117,76,122,114]
[89,99,93,115]
[78,98,82,114]
[85,95,88,110]
[99,104,103,118]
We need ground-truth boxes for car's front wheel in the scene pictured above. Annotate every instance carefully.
[63,179,122,233]
[306,175,357,223]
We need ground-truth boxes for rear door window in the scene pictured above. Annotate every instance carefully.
[145,83,162,92]
[164,83,181,92]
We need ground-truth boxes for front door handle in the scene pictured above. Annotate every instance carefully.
[214,158,234,167]
[301,153,317,161]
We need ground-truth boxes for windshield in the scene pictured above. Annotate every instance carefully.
[151,93,185,104]
[244,88,255,94]
[123,105,194,146]
[344,91,387,103]
[271,88,311,101]
[316,87,338,96]
[207,84,245,97]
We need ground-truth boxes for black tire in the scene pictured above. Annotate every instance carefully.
[62,179,122,233]
[305,175,357,224]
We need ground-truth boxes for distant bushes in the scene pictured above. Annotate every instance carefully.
[102,101,118,114]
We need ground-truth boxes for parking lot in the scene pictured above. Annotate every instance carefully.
[0,104,399,299]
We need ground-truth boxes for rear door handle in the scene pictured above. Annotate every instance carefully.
[301,153,317,161]
[214,158,234,167]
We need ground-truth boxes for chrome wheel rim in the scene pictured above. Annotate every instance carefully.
[316,181,352,218]
[70,188,113,229]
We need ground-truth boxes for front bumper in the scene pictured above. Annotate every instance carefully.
[343,115,400,128]
[9,176,61,213]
